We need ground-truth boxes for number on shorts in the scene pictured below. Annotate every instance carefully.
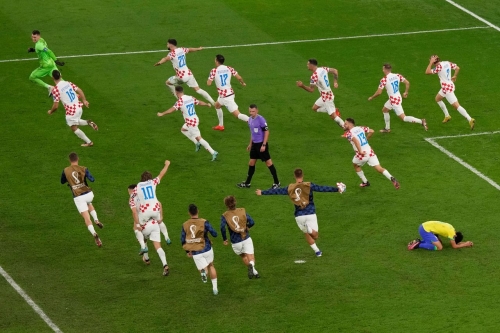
[323,75,330,87]
[186,103,195,116]
[65,89,76,102]
[178,55,186,68]
[390,81,399,93]
[219,74,228,86]
[141,186,155,200]
[357,132,368,146]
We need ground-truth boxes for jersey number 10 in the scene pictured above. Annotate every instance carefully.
[141,186,155,200]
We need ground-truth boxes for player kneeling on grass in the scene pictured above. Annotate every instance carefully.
[181,204,219,295]
[158,86,218,161]
[47,70,98,147]
[408,221,473,251]
[221,195,259,279]
[256,168,346,257]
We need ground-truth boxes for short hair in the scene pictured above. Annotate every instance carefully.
[68,152,78,162]
[345,117,355,125]
[308,59,318,66]
[294,168,303,178]
[167,39,177,46]
[383,63,392,70]
[432,55,440,64]
[216,54,225,64]
[224,195,236,210]
[455,232,464,244]
[32,30,40,35]
[189,204,198,215]
[128,184,137,190]
[52,70,61,80]
[249,104,258,109]
[141,171,153,182]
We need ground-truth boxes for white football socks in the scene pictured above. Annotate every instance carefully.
[237,113,249,122]
[134,230,146,248]
[403,116,422,124]
[74,129,91,143]
[211,278,218,291]
[383,113,391,129]
[382,170,393,180]
[196,89,216,104]
[333,116,344,127]
[78,119,88,126]
[157,248,167,267]
[159,222,170,241]
[181,130,198,144]
[216,108,224,126]
[356,171,368,183]
[166,83,176,95]
[457,106,472,121]
[90,210,98,222]
[249,260,258,275]
[199,139,215,154]
[310,243,319,252]
[437,101,450,117]
[87,225,96,235]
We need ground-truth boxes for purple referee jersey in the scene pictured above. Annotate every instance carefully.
[248,114,268,143]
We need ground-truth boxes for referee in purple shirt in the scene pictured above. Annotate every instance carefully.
[237,104,280,189]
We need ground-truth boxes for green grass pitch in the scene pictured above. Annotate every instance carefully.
[1,0,500,332]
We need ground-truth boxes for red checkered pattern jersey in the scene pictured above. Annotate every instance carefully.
[431,61,457,93]
[346,126,374,155]
[131,177,161,215]
[173,95,200,127]
[379,73,405,103]
[141,219,157,230]
[52,81,83,116]
[208,65,238,97]
[168,47,192,78]
[310,67,334,102]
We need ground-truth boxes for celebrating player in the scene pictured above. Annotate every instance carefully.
[368,63,427,132]
[47,70,98,147]
[256,168,346,257]
[154,39,223,122]
[130,161,171,276]
[237,104,280,189]
[61,152,103,247]
[157,86,218,161]
[408,221,473,251]
[220,195,259,279]
[207,54,250,130]
[296,59,344,128]
[28,30,65,96]
[343,118,400,189]
[425,55,475,129]
[181,204,219,295]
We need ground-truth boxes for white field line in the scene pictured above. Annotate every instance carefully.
[425,131,500,191]
[446,0,500,32]
[0,26,490,64]
[0,266,63,333]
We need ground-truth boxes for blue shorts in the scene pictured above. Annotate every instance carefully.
[419,224,438,243]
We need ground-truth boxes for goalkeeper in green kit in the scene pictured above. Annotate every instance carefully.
[28,30,65,96]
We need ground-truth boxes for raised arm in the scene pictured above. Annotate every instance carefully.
[425,55,439,75]
[256,186,289,196]
[157,107,176,117]
[311,183,339,192]
[157,160,170,180]
[187,47,203,52]
[154,54,172,66]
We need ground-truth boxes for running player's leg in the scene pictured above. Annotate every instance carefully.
[187,75,224,125]
[395,106,427,131]
[381,101,392,132]
[180,125,198,146]
[296,215,321,256]
[448,93,474,129]
[353,158,369,187]
[151,226,169,275]
[195,134,218,161]
[165,77,178,95]
[326,99,344,127]
[29,66,54,89]
[371,157,399,189]
[241,238,258,277]
[87,203,102,228]
[436,91,451,122]
[222,95,249,123]
[205,252,218,294]
[75,194,101,246]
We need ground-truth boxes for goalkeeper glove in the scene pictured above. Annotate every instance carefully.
[55,60,65,66]
[28,47,35,53]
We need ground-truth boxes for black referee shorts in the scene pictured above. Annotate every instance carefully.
[250,142,271,161]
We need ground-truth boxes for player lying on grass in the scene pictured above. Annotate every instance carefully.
[408,221,473,251]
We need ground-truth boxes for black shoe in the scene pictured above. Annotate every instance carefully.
[55,60,65,66]
[271,183,281,189]
[359,181,370,187]
[247,264,254,279]
[237,182,251,188]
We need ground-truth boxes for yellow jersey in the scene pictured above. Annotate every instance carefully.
[422,221,456,240]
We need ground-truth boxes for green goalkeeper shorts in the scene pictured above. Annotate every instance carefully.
[29,65,59,80]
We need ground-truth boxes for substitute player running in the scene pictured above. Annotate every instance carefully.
[425,55,475,129]
[130,160,171,276]
[256,168,346,257]
[296,59,345,128]
[157,86,218,161]
[343,118,400,189]
[48,70,98,147]
[369,63,427,132]
[408,221,473,251]
[207,54,250,130]
[28,30,65,95]
[154,39,223,122]
[221,195,259,279]
[61,152,103,247]
[181,204,219,295]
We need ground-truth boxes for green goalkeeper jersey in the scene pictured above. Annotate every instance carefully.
[35,38,56,68]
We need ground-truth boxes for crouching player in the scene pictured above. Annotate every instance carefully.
[221,195,259,279]
[408,221,473,251]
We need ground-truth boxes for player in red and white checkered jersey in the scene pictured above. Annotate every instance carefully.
[296,59,344,129]
[47,70,98,147]
[368,63,427,133]
[130,161,171,276]
[157,86,218,161]
[425,55,475,129]
[207,54,250,131]
[343,118,400,189]
[154,39,223,122]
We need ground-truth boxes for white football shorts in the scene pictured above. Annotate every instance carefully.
[141,220,161,243]
[352,153,380,167]
[138,210,161,225]
[438,89,458,104]
[65,107,83,126]
[231,237,254,255]
[314,97,336,116]
[383,100,404,116]
[168,73,199,88]
[217,94,239,113]
[73,191,94,213]
[181,123,201,139]
[295,214,318,234]
[193,248,214,270]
